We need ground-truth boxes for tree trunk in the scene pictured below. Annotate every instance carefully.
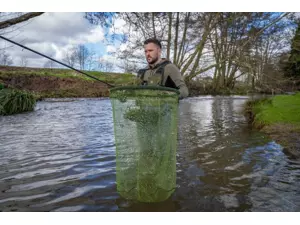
[152,13,156,38]
[177,13,190,68]
[173,13,180,65]
[166,13,172,60]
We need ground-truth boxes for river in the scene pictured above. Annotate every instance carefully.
[0,96,299,211]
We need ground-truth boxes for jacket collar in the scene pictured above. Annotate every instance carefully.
[148,58,168,69]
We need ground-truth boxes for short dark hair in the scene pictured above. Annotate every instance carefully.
[144,38,162,49]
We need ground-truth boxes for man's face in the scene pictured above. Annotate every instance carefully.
[144,43,161,65]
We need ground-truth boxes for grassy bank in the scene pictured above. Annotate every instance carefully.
[2,65,295,98]
[0,66,137,99]
[1,66,278,99]
[245,93,300,158]
[0,66,136,86]
[246,93,300,128]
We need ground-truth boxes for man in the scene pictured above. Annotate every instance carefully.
[129,38,184,200]
[138,38,189,99]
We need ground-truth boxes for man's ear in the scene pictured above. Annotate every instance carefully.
[158,47,162,56]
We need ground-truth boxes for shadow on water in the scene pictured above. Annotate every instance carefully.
[0,96,299,211]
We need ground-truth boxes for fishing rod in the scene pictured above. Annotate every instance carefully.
[0,35,115,88]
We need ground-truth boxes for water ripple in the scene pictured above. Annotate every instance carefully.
[0,96,299,211]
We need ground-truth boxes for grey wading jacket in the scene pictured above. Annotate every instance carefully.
[137,59,189,99]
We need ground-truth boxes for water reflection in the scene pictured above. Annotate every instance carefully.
[176,96,299,211]
[0,96,299,211]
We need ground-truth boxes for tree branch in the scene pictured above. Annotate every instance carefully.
[0,12,44,30]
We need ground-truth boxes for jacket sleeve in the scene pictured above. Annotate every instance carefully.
[165,64,189,99]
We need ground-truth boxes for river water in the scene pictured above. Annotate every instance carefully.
[0,96,299,211]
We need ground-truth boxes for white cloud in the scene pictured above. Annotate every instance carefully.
[101,54,117,64]
[68,27,105,45]
[119,43,128,52]
[0,12,105,67]
[106,45,116,53]
[109,18,127,35]
[1,13,145,71]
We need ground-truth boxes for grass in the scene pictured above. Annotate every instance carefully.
[245,93,300,158]
[0,89,36,115]
[249,93,300,128]
[0,66,138,99]
[0,66,136,86]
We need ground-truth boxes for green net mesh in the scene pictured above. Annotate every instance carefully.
[110,86,179,202]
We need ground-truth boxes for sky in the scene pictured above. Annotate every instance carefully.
[0,12,129,72]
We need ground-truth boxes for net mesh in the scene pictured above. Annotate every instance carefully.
[110,86,179,202]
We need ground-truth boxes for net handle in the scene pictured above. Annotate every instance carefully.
[109,85,180,95]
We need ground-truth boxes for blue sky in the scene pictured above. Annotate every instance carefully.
[85,43,106,57]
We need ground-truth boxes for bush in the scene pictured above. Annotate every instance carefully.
[0,89,36,115]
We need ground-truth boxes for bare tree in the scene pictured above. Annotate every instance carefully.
[19,56,28,67]
[98,58,115,72]
[117,58,139,74]
[85,12,293,91]
[62,45,98,71]
[0,50,13,66]
[43,59,57,69]
[85,12,220,79]
[86,49,97,71]
[62,46,77,67]
[74,44,90,70]
[207,12,291,90]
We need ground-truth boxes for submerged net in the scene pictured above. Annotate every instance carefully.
[110,86,179,202]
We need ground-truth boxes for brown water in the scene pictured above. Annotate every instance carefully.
[0,96,299,211]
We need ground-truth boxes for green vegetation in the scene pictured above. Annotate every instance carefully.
[0,66,136,86]
[0,88,36,115]
[0,66,139,100]
[1,66,295,98]
[88,71,136,85]
[245,93,300,158]
[284,22,300,78]
[246,93,300,128]
[0,66,139,115]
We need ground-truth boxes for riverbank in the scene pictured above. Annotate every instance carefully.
[0,66,136,99]
[245,93,300,159]
[1,66,287,99]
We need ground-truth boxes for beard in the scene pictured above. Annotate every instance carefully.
[147,55,159,65]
